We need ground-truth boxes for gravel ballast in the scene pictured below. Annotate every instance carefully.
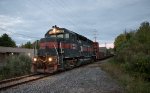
[1,59,123,93]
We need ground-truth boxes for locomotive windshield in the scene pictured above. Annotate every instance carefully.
[46,33,70,39]
[50,34,64,38]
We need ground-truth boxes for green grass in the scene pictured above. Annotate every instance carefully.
[99,58,150,93]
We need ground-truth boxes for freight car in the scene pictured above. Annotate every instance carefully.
[31,25,104,73]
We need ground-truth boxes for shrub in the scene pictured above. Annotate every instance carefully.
[0,54,32,80]
[114,21,150,81]
[127,54,150,79]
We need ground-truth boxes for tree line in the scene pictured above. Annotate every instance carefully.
[114,21,150,80]
[0,33,16,47]
[0,33,39,49]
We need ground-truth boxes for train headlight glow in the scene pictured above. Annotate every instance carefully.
[48,57,52,62]
[49,28,64,35]
[33,58,37,62]
[53,28,56,33]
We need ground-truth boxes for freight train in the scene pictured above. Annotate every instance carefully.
[31,25,105,73]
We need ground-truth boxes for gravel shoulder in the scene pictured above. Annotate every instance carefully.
[1,59,124,93]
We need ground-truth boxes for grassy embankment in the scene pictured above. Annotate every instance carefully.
[0,54,32,80]
[100,58,150,93]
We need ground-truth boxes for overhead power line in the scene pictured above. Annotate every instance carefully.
[28,0,78,29]
[49,0,77,27]
[0,27,41,39]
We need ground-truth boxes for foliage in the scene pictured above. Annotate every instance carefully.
[100,58,150,93]
[0,54,32,80]
[0,33,16,47]
[114,33,127,52]
[21,40,39,49]
[114,21,150,80]
[21,41,33,49]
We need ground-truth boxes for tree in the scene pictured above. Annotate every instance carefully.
[21,40,39,49]
[0,33,16,47]
[136,22,150,44]
[136,22,150,55]
[21,41,33,49]
[114,21,150,80]
[114,34,126,51]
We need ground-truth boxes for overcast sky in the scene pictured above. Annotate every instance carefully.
[0,0,150,48]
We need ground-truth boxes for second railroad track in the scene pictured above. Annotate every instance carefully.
[0,74,50,91]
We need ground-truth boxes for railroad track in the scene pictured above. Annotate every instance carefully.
[0,74,50,91]
[0,56,113,91]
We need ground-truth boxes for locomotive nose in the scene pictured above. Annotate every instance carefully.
[38,38,59,56]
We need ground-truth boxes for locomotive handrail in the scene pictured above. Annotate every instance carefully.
[59,42,64,65]
[53,43,59,64]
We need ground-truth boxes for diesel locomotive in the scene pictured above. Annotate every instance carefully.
[31,25,102,73]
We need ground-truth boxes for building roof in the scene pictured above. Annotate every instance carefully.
[0,46,35,53]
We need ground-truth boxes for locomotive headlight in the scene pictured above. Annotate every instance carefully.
[48,57,52,62]
[53,28,56,33]
[33,58,37,62]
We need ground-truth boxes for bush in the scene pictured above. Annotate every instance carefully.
[124,53,150,79]
[114,21,150,81]
[100,59,150,93]
[0,54,32,80]
[116,49,150,80]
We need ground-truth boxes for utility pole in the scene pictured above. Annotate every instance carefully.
[105,42,107,48]
[93,29,98,42]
